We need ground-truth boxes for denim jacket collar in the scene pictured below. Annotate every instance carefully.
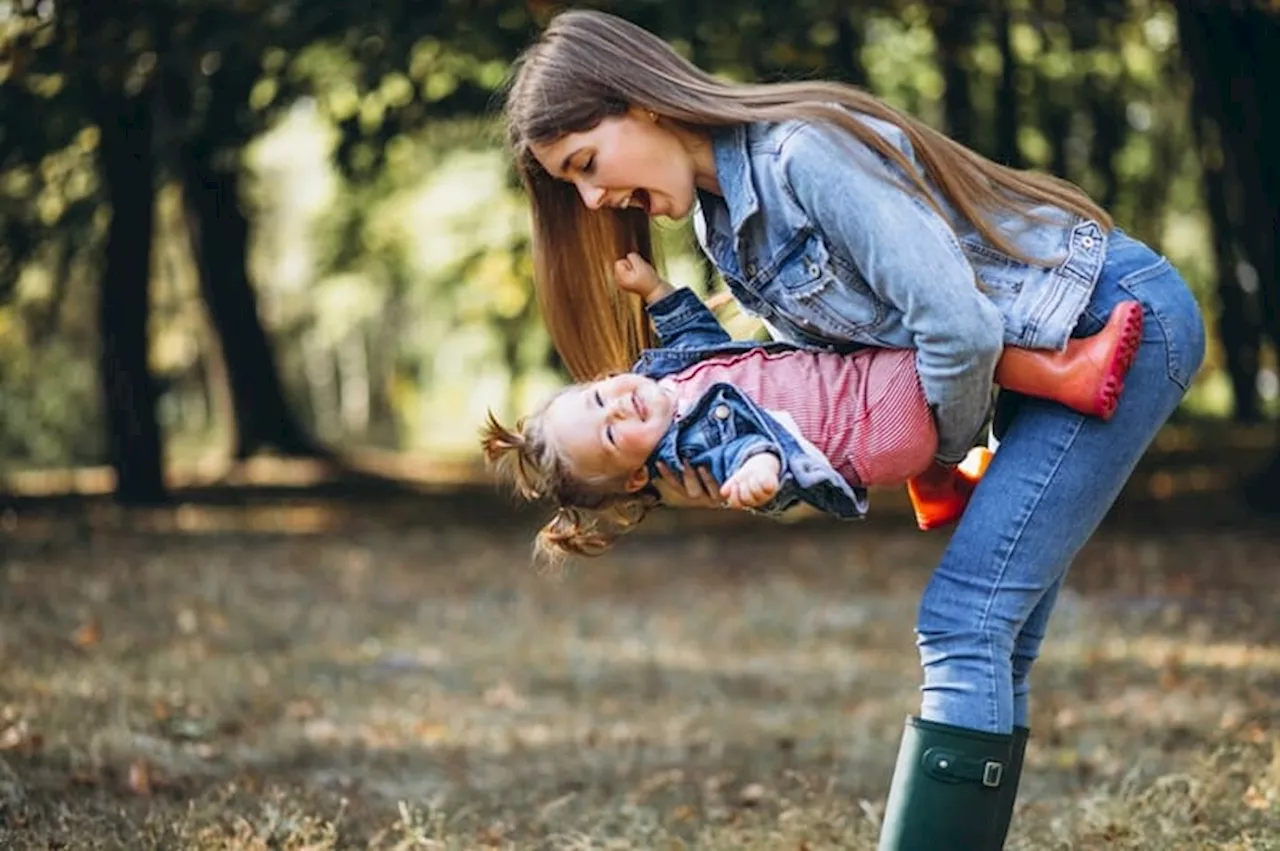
[709,124,759,238]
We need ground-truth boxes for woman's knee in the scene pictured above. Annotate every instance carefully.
[916,588,1019,669]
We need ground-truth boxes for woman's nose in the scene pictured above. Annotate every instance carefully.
[577,180,606,210]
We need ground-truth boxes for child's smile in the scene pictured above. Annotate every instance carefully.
[543,373,676,491]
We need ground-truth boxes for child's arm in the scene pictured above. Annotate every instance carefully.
[615,253,733,350]
[675,431,790,512]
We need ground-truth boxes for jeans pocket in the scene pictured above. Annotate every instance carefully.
[1117,258,1206,391]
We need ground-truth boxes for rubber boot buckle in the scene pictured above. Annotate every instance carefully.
[982,760,1004,788]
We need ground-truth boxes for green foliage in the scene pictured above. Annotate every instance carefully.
[0,0,1256,467]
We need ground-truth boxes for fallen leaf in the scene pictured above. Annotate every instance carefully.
[483,680,526,710]
[1243,784,1272,811]
[71,619,101,649]
[738,783,766,806]
[176,608,198,635]
[475,822,507,846]
[413,721,449,744]
[0,722,41,754]
[285,700,319,720]
[127,760,152,796]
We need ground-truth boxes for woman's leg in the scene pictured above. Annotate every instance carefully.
[915,237,1205,731]
[877,235,1204,851]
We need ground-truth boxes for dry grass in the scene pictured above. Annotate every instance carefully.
[0,494,1277,850]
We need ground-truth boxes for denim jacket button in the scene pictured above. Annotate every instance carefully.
[714,404,731,420]
[745,262,757,277]
[1081,236,1095,249]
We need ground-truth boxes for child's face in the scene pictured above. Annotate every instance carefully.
[543,372,675,491]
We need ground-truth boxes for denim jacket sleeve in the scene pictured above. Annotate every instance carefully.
[778,122,1004,463]
[645,287,733,350]
[695,433,778,483]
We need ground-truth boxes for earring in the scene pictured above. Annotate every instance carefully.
[648,109,658,122]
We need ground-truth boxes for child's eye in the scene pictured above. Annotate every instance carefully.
[594,391,604,407]
[606,425,616,446]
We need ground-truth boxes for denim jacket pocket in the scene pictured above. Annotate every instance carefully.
[765,235,885,341]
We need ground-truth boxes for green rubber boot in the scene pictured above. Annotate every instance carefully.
[876,717,1015,851]
[991,726,1029,849]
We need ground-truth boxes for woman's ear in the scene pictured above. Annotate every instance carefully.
[626,104,659,124]
[624,466,651,493]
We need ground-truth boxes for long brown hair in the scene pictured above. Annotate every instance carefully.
[504,9,1112,379]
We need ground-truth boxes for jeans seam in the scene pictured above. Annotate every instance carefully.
[1114,257,1191,389]
[975,410,1087,730]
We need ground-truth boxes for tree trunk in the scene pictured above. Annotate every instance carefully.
[178,70,325,459]
[994,1,1022,168]
[833,11,868,88]
[93,88,166,504]
[932,2,980,149]
[1174,1,1280,508]
[1193,115,1262,421]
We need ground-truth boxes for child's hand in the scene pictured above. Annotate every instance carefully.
[720,453,781,509]
[614,252,674,304]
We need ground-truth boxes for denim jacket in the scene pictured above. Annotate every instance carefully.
[693,113,1109,463]
[632,288,869,520]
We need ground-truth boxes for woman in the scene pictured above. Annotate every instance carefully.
[502,9,1206,850]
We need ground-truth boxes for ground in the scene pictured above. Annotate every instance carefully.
[0,478,1277,850]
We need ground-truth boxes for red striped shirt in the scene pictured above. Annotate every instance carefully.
[661,348,937,487]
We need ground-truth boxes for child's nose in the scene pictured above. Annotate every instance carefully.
[606,397,631,420]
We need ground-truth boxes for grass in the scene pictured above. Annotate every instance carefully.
[0,492,1277,849]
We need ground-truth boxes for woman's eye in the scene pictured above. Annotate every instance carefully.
[582,156,595,174]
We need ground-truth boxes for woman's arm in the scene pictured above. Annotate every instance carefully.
[778,121,1004,464]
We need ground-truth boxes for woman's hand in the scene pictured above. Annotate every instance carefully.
[651,460,725,509]
[614,252,675,305]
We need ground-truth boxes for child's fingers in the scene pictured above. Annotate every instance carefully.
[614,257,636,283]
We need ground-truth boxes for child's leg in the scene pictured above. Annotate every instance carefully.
[906,299,1144,531]
[907,446,994,531]
[994,300,1144,420]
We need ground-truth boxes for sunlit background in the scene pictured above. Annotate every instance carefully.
[0,0,1273,480]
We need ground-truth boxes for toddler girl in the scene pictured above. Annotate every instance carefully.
[483,255,1142,560]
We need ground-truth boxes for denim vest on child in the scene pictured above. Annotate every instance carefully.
[634,288,868,520]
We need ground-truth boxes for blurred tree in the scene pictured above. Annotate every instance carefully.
[0,0,1272,509]
[1,0,535,496]
[1174,0,1280,508]
[62,0,167,502]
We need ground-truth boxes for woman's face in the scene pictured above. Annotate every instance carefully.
[529,107,708,220]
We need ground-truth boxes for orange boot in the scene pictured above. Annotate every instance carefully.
[994,301,1144,420]
[906,446,995,531]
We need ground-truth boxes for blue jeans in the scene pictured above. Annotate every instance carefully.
[915,231,1206,732]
